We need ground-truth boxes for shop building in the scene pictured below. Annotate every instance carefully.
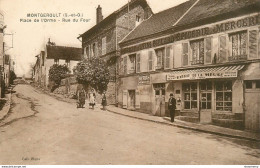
[118,0,260,131]
[78,0,152,104]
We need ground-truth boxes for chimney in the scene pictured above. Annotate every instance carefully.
[96,5,103,24]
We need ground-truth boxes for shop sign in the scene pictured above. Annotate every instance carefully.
[138,75,150,85]
[167,70,238,81]
[121,14,260,54]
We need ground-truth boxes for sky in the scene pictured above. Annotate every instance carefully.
[0,0,188,77]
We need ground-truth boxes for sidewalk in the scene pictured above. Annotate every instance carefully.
[106,105,260,142]
[0,90,13,121]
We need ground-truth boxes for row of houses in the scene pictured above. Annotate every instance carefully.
[33,0,260,132]
[0,12,14,97]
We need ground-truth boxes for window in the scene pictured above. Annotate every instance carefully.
[190,39,204,65]
[228,31,247,61]
[155,48,165,70]
[65,59,70,67]
[102,37,106,55]
[54,59,59,64]
[129,54,136,74]
[245,80,260,89]
[183,83,197,109]
[92,43,97,57]
[216,81,232,111]
[85,46,90,58]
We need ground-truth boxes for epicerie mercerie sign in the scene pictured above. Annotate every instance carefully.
[167,70,238,81]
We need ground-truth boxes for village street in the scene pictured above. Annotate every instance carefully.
[0,84,259,165]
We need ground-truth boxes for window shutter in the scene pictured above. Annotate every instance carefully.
[148,50,153,71]
[170,45,174,69]
[135,90,140,109]
[123,56,127,75]
[219,35,227,63]
[136,53,141,73]
[165,46,171,69]
[205,37,212,64]
[249,29,258,59]
[123,90,128,109]
[182,43,189,66]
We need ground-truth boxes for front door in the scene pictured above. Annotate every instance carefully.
[200,81,212,123]
[153,83,165,116]
[128,90,135,110]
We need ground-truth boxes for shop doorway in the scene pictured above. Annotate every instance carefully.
[199,81,212,123]
[153,83,165,116]
[128,90,136,110]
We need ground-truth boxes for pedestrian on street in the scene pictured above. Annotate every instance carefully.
[89,89,96,110]
[101,93,107,110]
[168,93,176,122]
[77,87,86,108]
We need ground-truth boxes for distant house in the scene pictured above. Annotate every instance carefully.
[78,0,153,104]
[33,40,81,88]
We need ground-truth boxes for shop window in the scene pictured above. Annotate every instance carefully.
[129,54,136,74]
[228,31,247,61]
[216,81,232,111]
[190,39,204,65]
[154,83,165,96]
[183,83,197,109]
[155,48,165,70]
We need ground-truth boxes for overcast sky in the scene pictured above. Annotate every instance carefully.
[0,0,188,77]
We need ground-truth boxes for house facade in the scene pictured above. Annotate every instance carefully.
[33,41,81,88]
[0,12,5,97]
[78,0,153,105]
[118,0,260,131]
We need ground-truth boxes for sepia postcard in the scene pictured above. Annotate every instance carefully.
[0,0,259,167]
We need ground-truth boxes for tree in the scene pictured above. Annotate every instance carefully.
[10,70,17,85]
[49,64,70,91]
[74,57,110,94]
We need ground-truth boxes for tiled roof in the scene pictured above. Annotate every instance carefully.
[120,0,197,44]
[78,0,151,39]
[175,0,260,28]
[121,0,260,44]
[46,45,82,61]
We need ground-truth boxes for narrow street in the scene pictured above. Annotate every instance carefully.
[0,84,259,165]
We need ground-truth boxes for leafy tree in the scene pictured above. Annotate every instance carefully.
[10,70,17,85]
[74,57,110,94]
[49,64,70,86]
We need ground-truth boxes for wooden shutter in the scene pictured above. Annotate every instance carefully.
[123,56,127,75]
[165,46,171,69]
[182,43,189,66]
[136,53,141,73]
[123,90,128,109]
[205,37,212,64]
[249,29,258,59]
[135,90,140,109]
[219,35,227,63]
[148,50,153,71]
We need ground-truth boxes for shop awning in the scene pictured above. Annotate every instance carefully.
[167,65,245,81]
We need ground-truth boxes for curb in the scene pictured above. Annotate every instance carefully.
[106,108,260,142]
[0,86,14,122]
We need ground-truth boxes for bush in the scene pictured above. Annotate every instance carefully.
[49,64,70,92]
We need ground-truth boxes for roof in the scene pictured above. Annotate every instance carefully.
[78,0,151,39]
[121,0,260,45]
[120,0,197,44]
[175,0,260,28]
[46,45,82,61]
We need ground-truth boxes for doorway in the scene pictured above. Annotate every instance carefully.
[153,83,165,116]
[128,90,136,110]
[200,81,212,123]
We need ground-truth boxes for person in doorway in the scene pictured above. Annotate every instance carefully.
[89,89,96,110]
[101,92,107,110]
[168,93,176,122]
[77,87,86,108]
